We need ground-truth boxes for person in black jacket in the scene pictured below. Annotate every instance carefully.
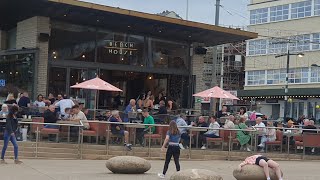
[1,106,22,164]
[43,105,59,129]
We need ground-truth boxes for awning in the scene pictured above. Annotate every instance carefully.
[238,88,320,98]
[0,0,257,46]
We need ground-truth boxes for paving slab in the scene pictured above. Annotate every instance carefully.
[0,159,319,180]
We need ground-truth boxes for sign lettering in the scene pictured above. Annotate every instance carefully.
[106,41,137,55]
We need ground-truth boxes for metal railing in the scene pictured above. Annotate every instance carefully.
[1,120,320,160]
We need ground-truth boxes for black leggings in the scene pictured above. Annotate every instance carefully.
[163,145,180,175]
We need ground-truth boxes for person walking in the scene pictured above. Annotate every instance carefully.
[158,121,181,179]
[1,106,22,164]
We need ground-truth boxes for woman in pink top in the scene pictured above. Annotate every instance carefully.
[238,155,283,180]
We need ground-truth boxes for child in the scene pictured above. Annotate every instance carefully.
[238,154,283,180]
[158,121,181,179]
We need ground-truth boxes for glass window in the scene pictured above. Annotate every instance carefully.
[149,38,188,69]
[48,67,67,96]
[312,33,320,50]
[250,8,268,25]
[267,69,280,84]
[292,102,298,120]
[50,25,96,62]
[246,70,265,85]
[289,34,311,52]
[270,4,289,22]
[96,31,146,66]
[268,38,288,54]
[248,39,267,55]
[308,102,315,118]
[311,66,320,82]
[298,102,304,118]
[0,53,35,101]
[315,0,320,16]
[291,1,312,19]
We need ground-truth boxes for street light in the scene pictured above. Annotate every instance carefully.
[275,51,304,122]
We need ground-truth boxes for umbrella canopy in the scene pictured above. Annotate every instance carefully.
[193,86,239,100]
[71,77,122,92]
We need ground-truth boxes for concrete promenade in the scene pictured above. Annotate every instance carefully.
[0,159,319,180]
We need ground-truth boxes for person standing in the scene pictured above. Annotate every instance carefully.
[1,106,22,164]
[158,120,181,179]
[55,96,75,119]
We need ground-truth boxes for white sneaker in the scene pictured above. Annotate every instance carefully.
[158,173,165,179]
[185,145,189,149]
[257,144,264,148]
[201,145,206,150]
[246,147,251,152]
[179,143,185,150]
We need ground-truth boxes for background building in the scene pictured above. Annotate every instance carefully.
[240,0,320,120]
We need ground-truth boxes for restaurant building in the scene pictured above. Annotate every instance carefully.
[0,0,256,109]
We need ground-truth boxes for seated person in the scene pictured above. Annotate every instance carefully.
[191,116,208,146]
[70,105,90,130]
[61,108,71,120]
[238,155,283,180]
[175,115,190,149]
[224,115,235,129]
[124,99,137,122]
[102,110,111,121]
[43,105,59,129]
[258,121,276,152]
[157,100,167,115]
[0,104,9,117]
[303,119,317,133]
[109,110,132,150]
[283,120,296,145]
[200,116,220,150]
[136,109,155,146]
[254,117,266,148]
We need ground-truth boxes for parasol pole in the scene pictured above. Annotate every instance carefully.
[93,89,97,121]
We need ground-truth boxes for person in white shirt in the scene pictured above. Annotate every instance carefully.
[224,115,235,129]
[70,105,90,130]
[34,94,46,107]
[200,116,220,150]
[55,96,75,119]
[254,117,266,151]
[254,117,266,133]
[258,121,276,152]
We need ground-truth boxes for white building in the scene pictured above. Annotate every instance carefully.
[240,0,320,120]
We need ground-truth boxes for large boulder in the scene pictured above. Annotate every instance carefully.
[106,156,151,174]
[170,169,223,180]
[233,165,283,180]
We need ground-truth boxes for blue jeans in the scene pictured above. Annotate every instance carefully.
[1,131,18,160]
[181,133,190,146]
[44,125,59,129]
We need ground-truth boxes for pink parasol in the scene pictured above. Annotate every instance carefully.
[193,86,239,100]
[71,77,122,120]
[71,77,122,92]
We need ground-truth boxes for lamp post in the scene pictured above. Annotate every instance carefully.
[275,50,304,122]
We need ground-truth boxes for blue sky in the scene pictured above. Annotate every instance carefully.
[82,0,249,27]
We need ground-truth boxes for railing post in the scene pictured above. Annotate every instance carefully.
[227,131,231,160]
[77,126,82,160]
[189,129,192,159]
[148,127,151,158]
[35,126,39,158]
[106,124,109,156]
